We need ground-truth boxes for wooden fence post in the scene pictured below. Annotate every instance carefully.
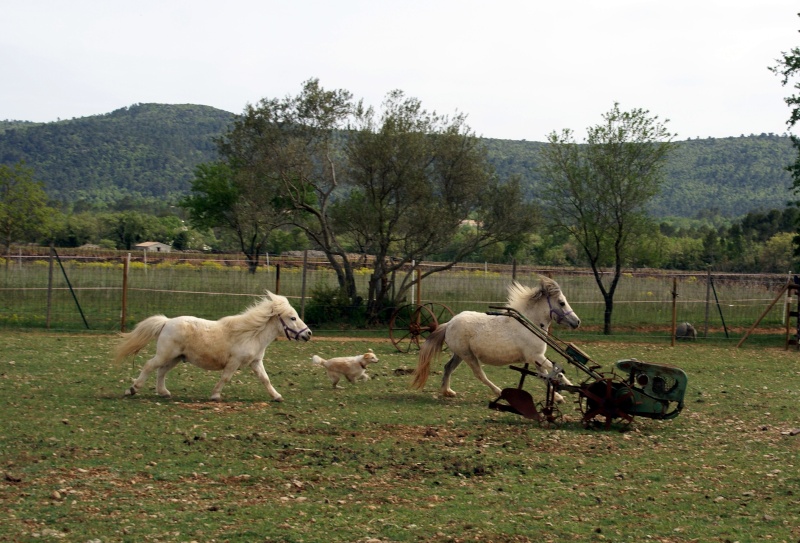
[121,253,130,332]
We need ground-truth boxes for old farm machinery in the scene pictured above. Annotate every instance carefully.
[487,307,688,429]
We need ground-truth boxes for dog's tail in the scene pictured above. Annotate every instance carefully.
[411,322,448,390]
[311,355,325,366]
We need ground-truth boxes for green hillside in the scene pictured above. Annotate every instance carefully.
[483,134,795,218]
[0,103,795,218]
[0,103,234,205]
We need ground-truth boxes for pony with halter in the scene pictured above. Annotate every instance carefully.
[412,278,580,401]
[114,292,311,401]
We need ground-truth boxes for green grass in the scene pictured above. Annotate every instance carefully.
[1,331,798,542]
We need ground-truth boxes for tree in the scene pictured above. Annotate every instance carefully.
[770,15,800,261]
[340,90,538,319]
[206,79,360,284]
[197,80,537,319]
[538,103,675,334]
[100,211,153,250]
[182,161,287,272]
[0,161,53,254]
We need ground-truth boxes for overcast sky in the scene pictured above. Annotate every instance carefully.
[2,1,798,141]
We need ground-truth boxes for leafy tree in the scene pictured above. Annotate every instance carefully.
[0,161,53,254]
[339,90,538,319]
[539,103,675,334]
[182,162,287,272]
[770,16,800,262]
[100,211,153,250]
[201,80,358,282]
[200,80,536,319]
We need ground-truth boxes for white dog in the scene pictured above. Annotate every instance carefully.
[312,349,379,388]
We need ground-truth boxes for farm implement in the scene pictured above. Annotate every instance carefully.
[487,307,688,429]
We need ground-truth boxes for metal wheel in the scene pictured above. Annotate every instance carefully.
[389,302,453,353]
[536,401,563,428]
[578,374,636,430]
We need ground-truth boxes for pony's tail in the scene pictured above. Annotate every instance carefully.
[411,323,448,390]
[113,315,169,364]
[311,355,324,366]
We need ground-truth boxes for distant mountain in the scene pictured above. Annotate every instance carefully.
[0,103,234,205]
[0,103,795,218]
[483,134,796,219]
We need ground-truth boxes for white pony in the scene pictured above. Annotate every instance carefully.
[114,292,311,402]
[412,278,580,400]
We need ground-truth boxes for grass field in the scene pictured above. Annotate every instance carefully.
[1,330,799,542]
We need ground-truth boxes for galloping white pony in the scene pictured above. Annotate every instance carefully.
[412,278,580,400]
[114,292,311,401]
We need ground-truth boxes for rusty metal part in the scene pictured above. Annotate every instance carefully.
[578,374,635,429]
[389,302,454,353]
[485,306,689,429]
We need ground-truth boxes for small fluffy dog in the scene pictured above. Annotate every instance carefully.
[312,349,379,388]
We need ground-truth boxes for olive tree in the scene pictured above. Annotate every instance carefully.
[190,80,537,319]
[538,103,675,334]
[340,90,537,319]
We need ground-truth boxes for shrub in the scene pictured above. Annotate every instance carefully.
[304,284,365,327]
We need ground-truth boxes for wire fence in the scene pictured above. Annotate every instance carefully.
[0,247,795,344]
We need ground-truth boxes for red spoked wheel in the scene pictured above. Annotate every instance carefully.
[389,303,454,353]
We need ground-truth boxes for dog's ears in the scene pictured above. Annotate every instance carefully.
[367,348,374,353]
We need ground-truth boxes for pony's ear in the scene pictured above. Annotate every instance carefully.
[541,277,561,297]
[264,291,274,301]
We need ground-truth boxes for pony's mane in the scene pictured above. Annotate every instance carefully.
[222,292,291,337]
[506,277,561,312]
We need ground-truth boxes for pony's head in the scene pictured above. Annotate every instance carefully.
[506,278,581,330]
[265,292,312,341]
[238,292,312,341]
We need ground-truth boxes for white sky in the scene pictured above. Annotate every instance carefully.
[1,0,798,141]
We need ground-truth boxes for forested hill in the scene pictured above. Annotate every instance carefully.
[0,103,795,219]
[0,103,234,205]
[482,134,795,219]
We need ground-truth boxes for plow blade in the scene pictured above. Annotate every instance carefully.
[489,388,540,420]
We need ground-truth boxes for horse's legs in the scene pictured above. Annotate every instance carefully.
[534,358,570,404]
[440,354,463,397]
[248,359,284,401]
[461,357,502,396]
[125,355,167,396]
[155,359,181,398]
[208,363,241,402]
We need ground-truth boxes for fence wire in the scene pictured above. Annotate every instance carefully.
[0,249,794,342]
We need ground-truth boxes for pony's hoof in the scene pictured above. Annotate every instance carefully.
[272,395,284,402]
[554,393,565,404]
[442,390,457,398]
[210,394,222,402]
[125,387,137,396]
[158,392,172,399]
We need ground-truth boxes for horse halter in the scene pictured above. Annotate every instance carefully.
[547,295,574,325]
[279,315,310,341]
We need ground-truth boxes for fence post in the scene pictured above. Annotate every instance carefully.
[46,245,54,329]
[275,263,281,294]
[704,268,711,338]
[671,277,677,347]
[415,267,422,305]
[121,253,130,332]
[300,250,308,319]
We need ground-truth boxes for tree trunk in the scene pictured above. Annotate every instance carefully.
[603,293,614,335]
